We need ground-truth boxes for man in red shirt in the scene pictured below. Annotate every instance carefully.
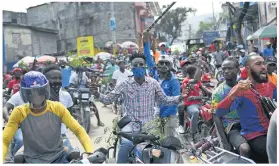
[209,41,216,53]
[177,61,211,142]
[7,68,23,95]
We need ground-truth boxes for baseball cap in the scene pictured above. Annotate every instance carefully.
[265,41,271,45]
[266,57,276,65]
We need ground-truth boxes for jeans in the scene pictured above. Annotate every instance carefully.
[186,104,200,134]
[62,135,74,152]
[10,128,23,156]
[164,115,177,137]
[116,138,134,163]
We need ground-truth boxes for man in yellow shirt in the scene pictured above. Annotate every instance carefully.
[3,71,93,163]
[266,57,277,86]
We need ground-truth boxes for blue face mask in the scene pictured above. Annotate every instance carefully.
[132,67,146,78]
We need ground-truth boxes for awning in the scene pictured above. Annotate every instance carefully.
[248,25,277,40]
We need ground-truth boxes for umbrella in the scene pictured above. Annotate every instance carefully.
[249,25,277,40]
[246,35,252,40]
[94,52,112,60]
[13,56,35,68]
[121,41,139,49]
[36,55,56,63]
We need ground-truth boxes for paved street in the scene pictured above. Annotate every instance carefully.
[67,102,118,152]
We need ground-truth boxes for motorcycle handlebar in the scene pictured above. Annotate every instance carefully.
[114,131,160,144]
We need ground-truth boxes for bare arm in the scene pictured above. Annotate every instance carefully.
[3,102,14,122]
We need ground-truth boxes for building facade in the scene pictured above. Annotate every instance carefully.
[3,22,58,69]
[26,2,149,52]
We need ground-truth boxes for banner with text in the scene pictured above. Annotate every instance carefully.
[77,36,95,57]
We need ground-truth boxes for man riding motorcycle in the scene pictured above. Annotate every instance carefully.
[177,63,211,142]
[216,54,277,163]
[212,56,251,158]
[154,54,181,137]
[3,71,93,163]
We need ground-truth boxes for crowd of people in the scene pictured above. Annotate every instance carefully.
[2,30,277,164]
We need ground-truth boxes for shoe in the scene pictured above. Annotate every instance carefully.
[178,125,185,134]
[97,122,105,127]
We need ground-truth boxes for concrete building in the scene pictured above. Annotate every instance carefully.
[3,10,28,25]
[25,2,160,52]
[3,22,58,69]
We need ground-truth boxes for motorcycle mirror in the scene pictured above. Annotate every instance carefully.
[117,116,132,129]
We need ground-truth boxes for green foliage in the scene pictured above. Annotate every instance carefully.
[142,117,166,141]
[196,21,214,38]
[68,56,91,68]
[157,7,196,45]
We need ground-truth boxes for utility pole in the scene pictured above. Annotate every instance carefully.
[212,2,216,30]
[110,2,116,55]
[189,24,192,38]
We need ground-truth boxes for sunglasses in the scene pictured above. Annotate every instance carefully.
[159,61,170,66]
[132,62,145,67]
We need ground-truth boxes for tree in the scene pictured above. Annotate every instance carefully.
[226,2,250,47]
[196,21,214,38]
[157,7,196,45]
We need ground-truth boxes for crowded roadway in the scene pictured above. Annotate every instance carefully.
[2,30,277,164]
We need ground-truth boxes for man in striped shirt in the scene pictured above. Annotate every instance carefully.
[92,52,185,163]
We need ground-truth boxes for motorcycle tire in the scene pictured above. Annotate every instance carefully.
[83,111,91,134]
[197,121,211,138]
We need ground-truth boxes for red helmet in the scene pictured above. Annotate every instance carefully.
[180,60,191,68]
[13,68,23,73]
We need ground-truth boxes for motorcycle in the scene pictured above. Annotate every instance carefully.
[181,136,256,164]
[111,116,183,164]
[68,88,93,133]
[10,146,108,164]
[182,96,215,141]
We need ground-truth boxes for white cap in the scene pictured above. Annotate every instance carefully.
[240,49,246,53]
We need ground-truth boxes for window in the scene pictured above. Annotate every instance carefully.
[12,33,21,44]
[11,18,17,23]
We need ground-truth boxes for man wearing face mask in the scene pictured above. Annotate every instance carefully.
[3,71,93,163]
[216,54,276,163]
[7,68,23,95]
[3,65,76,160]
[263,42,274,59]
[91,51,186,163]
[154,55,180,137]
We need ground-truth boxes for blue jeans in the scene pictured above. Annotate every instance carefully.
[62,136,74,152]
[117,138,134,163]
[11,128,23,156]
[186,104,200,134]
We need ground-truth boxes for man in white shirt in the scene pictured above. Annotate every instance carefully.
[111,60,132,114]
[69,67,89,88]
[112,60,133,86]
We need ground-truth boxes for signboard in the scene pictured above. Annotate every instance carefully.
[266,2,277,23]
[110,17,116,31]
[202,31,220,46]
[77,36,95,57]
[144,17,154,29]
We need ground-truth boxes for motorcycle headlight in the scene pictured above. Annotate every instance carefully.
[151,149,162,158]
[73,92,79,98]
[82,93,89,99]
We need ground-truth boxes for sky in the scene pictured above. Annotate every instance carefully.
[1,0,223,16]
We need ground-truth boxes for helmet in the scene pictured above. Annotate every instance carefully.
[13,68,23,73]
[180,60,191,68]
[20,71,50,108]
[158,55,172,63]
[198,48,203,51]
